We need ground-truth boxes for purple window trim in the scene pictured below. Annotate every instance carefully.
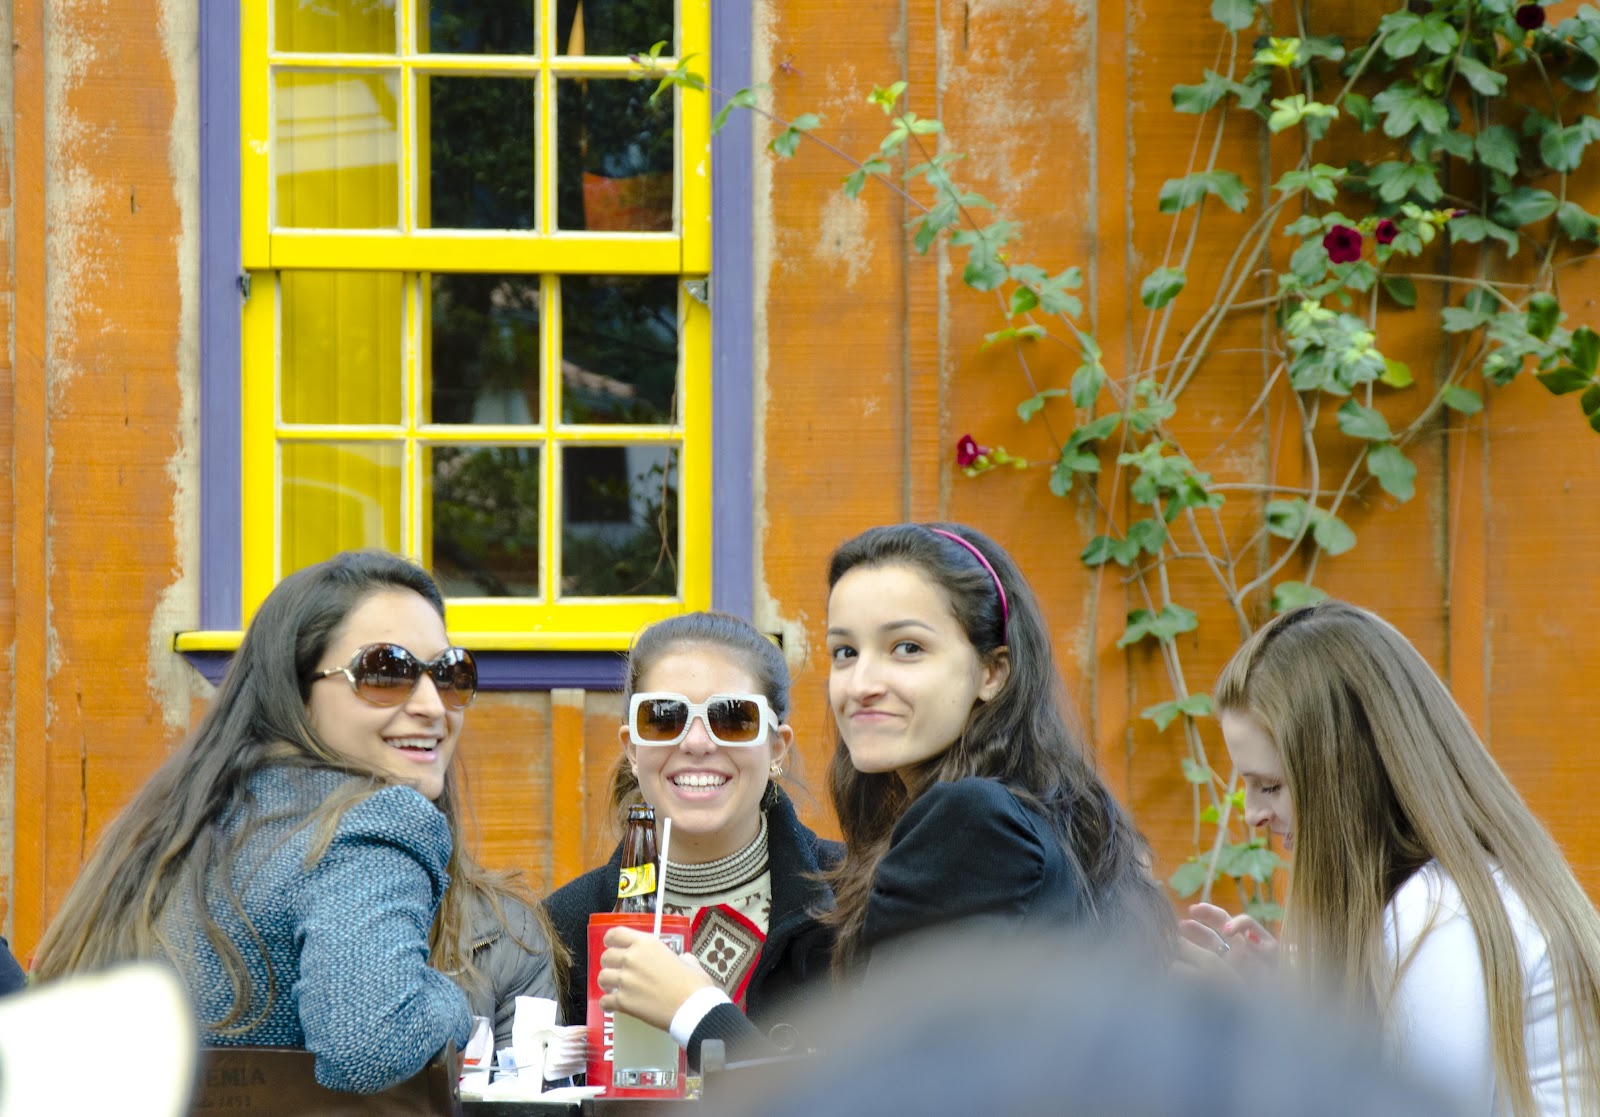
[195,5,754,687]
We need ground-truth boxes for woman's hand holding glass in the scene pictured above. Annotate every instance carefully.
[596,926,717,1032]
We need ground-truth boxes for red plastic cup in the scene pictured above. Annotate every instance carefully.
[585,912,691,1097]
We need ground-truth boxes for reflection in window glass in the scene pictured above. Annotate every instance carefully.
[558,0,674,58]
[275,71,400,229]
[430,274,541,425]
[556,78,674,232]
[275,0,397,53]
[283,272,403,425]
[282,442,403,575]
[429,446,542,597]
[561,444,678,597]
[560,275,677,424]
[422,0,536,54]
[427,77,536,230]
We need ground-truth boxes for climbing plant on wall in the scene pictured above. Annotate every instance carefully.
[646,0,1600,915]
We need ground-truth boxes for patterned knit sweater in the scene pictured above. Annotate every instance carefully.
[163,766,473,1093]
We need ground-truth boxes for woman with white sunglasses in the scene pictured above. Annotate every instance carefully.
[547,612,841,1055]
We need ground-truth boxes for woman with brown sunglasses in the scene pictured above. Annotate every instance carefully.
[31,550,562,1092]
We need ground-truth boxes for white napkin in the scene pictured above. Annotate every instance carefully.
[510,996,589,1083]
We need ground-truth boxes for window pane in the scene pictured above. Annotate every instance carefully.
[556,78,674,232]
[275,71,400,229]
[283,272,403,425]
[429,274,541,426]
[275,0,397,53]
[429,445,541,597]
[420,0,535,54]
[281,442,403,575]
[426,76,536,230]
[560,275,677,424]
[561,444,678,597]
[561,0,674,57]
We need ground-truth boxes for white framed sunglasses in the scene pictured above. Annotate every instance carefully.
[627,692,780,748]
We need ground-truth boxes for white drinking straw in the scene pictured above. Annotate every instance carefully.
[652,817,672,938]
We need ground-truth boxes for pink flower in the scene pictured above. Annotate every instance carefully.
[1514,4,1546,30]
[956,434,988,467]
[1375,219,1398,246]
[1323,225,1364,265]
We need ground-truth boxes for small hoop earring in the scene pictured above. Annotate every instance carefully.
[769,763,784,777]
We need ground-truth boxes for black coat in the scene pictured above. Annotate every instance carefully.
[546,788,841,1046]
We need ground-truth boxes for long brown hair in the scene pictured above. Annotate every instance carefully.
[1216,600,1600,1116]
[33,551,564,1022]
[820,523,1170,974]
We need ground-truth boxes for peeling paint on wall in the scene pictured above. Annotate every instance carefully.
[813,191,875,289]
[147,0,201,734]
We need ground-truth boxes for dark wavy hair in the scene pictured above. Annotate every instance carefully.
[607,611,794,829]
[33,551,565,1021]
[820,523,1171,971]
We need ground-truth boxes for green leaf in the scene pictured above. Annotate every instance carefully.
[1366,442,1417,501]
[1210,0,1258,31]
[1071,361,1106,408]
[1474,125,1521,177]
[1144,694,1214,732]
[1171,70,1232,114]
[1009,286,1039,316]
[1081,534,1139,567]
[1158,170,1249,214]
[1441,385,1483,414]
[1312,512,1357,555]
[1581,382,1600,419]
[1379,10,1426,57]
[1368,161,1442,203]
[1540,123,1593,174]
[1557,202,1600,243]
[1380,356,1415,387]
[963,254,1010,291]
[1372,82,1449,137]
[1337,400,1393,441]
[1141,267,1186,310]
[867,81,907,114]
[1536,366,1593,395]
[1493,186,1560,228]
[1274,163,1345,202]
[1180,757,1214,784]
[1343,92,1378,131]
[1381,276,1417,309]
[711,86,762,134]
[1126,517,1168,556]
[1168,859,1210,899]
[981,325,1046,349]
[1228,842,1284,882]
[1455,55,1508,96]
[1016,388,1066,423]
[1117,603,1200,648]
[1264,498,1310,540]
[1245,899,1286,922]
[1271,580,1328,613]
[1572,327,1600,376]
[1526,292,1561,341]
[1268,94,1339,134]
[769,125,805,158]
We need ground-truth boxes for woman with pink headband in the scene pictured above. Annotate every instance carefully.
[598,523,1171,1061]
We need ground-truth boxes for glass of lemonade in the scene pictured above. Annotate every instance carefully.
[609,930,686,1091]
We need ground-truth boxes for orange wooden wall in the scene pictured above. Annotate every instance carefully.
[0,0,1597,965]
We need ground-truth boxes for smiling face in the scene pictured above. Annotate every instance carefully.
[307,588,463,801]
[826,563,1010,775]
[624,645,792,864]
[1221,709,1296,852]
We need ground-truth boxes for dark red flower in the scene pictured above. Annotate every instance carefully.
[1323,225,1364,265]
[1375,219,1399,246]
[1451,208,1470,218]
[956,434,988,467]
[1515,4,1546,30]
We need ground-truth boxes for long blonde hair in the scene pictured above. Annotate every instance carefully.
[33,552,564,1024]
[1216,600,1600,1116]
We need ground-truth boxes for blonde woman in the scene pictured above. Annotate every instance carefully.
[1185,600,1600,1116]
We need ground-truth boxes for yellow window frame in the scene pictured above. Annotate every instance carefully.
[220,0,712,651]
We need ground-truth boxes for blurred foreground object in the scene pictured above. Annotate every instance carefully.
[0,963,195,1117]
[704,931,1465,1117]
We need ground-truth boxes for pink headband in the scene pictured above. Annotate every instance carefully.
[928,528,1009,629]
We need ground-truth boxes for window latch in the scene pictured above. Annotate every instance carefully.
[683,278,709,306]
[237,273,252,301]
